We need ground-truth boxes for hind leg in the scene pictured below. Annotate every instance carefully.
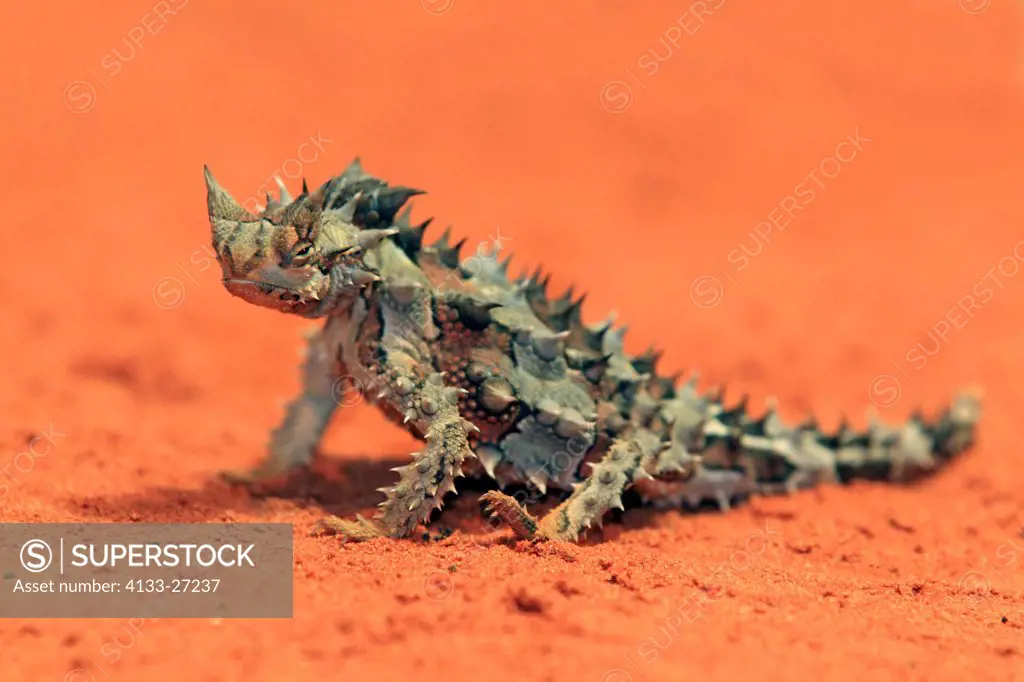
[482,429,691,542]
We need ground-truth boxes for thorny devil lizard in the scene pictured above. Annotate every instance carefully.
[204,158,982,544]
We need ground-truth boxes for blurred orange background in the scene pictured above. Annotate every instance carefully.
[1,1,1023,680]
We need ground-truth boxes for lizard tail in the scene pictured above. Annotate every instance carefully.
[636,385,983,510]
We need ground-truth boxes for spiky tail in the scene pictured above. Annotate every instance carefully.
[637,384,983,510]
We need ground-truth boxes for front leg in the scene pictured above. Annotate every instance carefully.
[313,371,478,541]
[221,324,342,484]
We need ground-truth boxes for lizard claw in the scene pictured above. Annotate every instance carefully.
[311,514,386,542]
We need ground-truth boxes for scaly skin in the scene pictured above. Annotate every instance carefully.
[204,158,983,543]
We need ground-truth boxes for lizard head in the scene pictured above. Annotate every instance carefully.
[204,166,395,318]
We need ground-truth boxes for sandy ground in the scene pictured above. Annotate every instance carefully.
[1,1,1023,680]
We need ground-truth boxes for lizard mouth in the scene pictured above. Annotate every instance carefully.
[222,278,304,297]
[221,261,370,318]
[222,278,322,314]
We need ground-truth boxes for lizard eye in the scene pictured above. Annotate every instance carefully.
[290,242,315,265]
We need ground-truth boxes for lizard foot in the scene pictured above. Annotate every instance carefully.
[480,491,541,541]
[311,513,386,542]
[219,462,302,487]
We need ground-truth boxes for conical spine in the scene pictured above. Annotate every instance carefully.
[295,158,984,514]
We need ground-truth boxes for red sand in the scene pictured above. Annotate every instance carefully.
[2,1,1023,680]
